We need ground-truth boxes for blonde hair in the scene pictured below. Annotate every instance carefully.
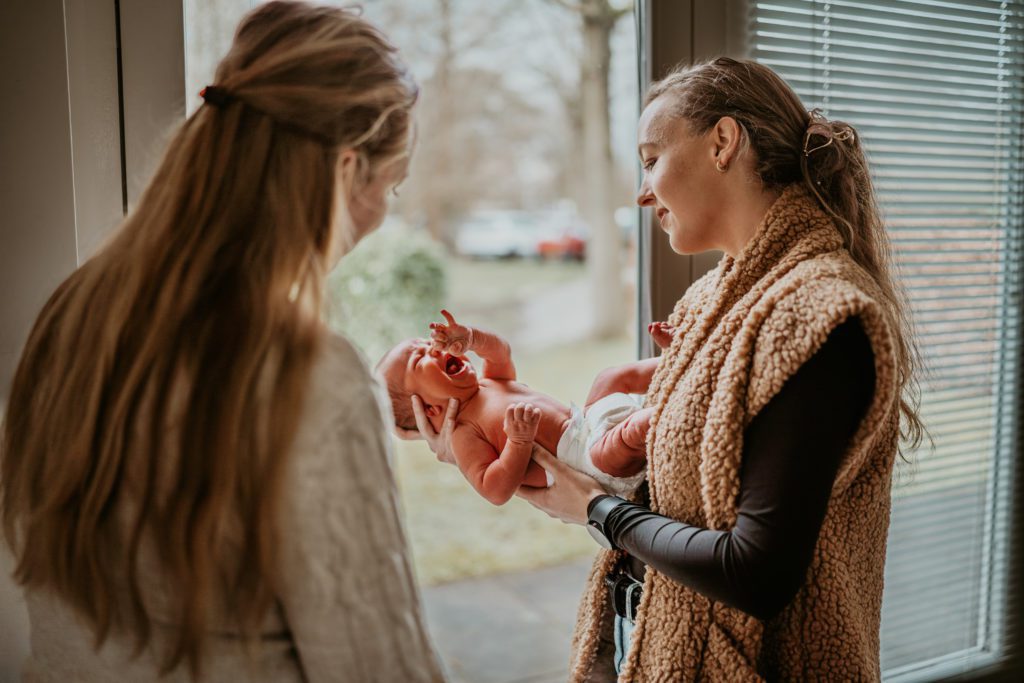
[1,1,416,676]
[646,56,928,457]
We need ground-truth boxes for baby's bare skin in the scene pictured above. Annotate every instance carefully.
[454,378,572,464]
[379,311,655,505]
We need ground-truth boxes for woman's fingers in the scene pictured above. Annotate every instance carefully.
[441,309,457,327]
[410,395,436,438]
[515,483,547,505]
[529,446,562,472]
[442,397,458,433]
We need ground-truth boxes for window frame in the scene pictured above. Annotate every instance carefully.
[637,1,1024,681]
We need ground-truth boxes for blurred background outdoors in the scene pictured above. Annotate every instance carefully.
[184,0,640,588]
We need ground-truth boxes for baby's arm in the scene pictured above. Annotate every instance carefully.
[467,327,516,381]
[450,403,541,505]
[430,310,515,380]
[589,407,653,478]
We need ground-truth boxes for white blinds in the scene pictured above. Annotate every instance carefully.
[750,1,1023,680]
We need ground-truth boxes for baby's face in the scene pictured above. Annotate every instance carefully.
[385,338,479,405]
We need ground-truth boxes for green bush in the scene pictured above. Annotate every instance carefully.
[327,227,447,363]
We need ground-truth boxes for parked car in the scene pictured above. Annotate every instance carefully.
[455,211,544,259]
[537,227,586,261]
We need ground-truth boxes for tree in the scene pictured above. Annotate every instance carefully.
[548,0,633,339]
[363,0,541,245]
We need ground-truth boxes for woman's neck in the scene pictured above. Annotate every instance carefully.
[721,186,783,258]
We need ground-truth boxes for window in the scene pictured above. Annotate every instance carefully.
[185,2,639,680]
[749,1,1024,679]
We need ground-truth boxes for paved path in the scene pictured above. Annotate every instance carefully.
[421,558,594,683]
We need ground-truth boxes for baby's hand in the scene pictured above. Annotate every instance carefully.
[429,309,473,356]
[648,321,677,350]
[504,402,541,446]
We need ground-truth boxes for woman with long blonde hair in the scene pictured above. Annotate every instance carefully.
[1,2,444,680]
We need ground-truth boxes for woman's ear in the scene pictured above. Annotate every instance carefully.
[711,116,743,168]
[424,403,442,418]
[328,149,360,265]
[335,148,359,194]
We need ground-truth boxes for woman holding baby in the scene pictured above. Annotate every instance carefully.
[420,58,925,681]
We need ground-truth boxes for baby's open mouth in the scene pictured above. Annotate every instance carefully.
[444,354,466,376]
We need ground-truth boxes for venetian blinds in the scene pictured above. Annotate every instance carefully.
[750,1,1024,680]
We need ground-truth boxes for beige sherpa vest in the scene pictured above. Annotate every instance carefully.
[570,184,902,682]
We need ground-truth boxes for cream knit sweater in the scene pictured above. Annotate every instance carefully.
[570,185,902,681]
[21,334,446,683]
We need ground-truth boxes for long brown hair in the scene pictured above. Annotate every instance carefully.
[646,56,928,456]
[1,1,416,676]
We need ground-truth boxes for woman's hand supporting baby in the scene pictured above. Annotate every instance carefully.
[394,395,460,465]
[516,449,606,526]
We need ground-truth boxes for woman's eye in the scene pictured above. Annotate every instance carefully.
[642,158,657,171]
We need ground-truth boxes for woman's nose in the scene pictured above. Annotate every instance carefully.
[636,179,655,207]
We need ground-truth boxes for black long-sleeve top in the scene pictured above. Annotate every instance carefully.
[597,316,876,621]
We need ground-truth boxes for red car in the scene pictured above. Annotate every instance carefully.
[537,229,586,261]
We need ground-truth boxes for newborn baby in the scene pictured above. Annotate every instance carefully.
[377,311,664,504]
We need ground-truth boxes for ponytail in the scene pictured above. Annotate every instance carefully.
[798,108,930,457]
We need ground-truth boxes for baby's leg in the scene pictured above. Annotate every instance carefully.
[589,407,653,478]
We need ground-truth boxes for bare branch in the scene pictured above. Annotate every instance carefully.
[547,0,584,14]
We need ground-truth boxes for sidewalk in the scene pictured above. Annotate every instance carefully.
[421,558,594,683]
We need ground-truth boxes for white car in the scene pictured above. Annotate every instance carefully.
[455,211,544,259]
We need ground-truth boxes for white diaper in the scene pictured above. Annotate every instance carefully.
[556,392,647,497]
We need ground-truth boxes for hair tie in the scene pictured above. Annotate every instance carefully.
[199,85,232,107]
[803,108,854,157]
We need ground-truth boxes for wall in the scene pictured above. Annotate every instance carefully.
[0,1,175,678]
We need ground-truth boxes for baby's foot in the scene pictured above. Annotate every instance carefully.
[648,321,676,349]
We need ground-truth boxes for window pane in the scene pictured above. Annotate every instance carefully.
[351,0,639,589]
[749,1,1024,679]
[185,2,639,680]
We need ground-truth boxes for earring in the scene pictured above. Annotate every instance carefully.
[715,159,728,173]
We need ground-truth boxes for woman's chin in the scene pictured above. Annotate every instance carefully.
[668,228,714,256]
[668,234,697,255]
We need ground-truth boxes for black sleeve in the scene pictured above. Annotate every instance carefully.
[600,316,876,620]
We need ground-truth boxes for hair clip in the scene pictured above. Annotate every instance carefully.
[803,109,854,156]
[199,85,232,107]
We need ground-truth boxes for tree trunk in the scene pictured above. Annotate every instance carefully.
[579,0,626,338]
[425,0,455,245]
